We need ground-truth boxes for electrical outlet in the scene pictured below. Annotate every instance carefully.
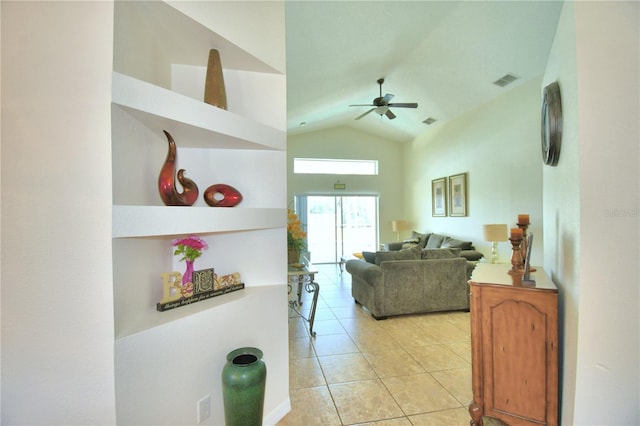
[197,394,211,424]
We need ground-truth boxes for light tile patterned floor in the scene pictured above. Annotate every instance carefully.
[278,263,473,426]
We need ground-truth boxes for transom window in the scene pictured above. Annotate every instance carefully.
[293,158,378,175]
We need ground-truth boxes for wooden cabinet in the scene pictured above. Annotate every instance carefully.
[469,263,558,426]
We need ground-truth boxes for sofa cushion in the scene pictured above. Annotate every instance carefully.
[401,238,420,249]
[441,237,473,250]
[401,243,419,249]
[421,248,462,259]
[375,245,421,265]
[411,231,431,248]
[460,250,484,261]
[362,251,376,264]
[425,233,446,248]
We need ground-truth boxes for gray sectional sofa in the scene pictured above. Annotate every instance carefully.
[346,232,481,320]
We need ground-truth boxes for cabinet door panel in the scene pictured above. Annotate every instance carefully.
[488,299,548,421]
[480,289,557,424]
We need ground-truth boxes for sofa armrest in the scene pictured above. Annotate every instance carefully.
[345,259,382,285]
[466,260,477,279]
[383,241,404,251]
[346,259,385,315]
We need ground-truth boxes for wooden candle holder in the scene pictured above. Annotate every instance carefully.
[508,235,524,275]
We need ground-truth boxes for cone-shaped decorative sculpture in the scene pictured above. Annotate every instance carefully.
[158,130,199,206]
[204,49,227,109]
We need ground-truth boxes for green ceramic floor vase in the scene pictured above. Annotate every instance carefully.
[222,347,266,426]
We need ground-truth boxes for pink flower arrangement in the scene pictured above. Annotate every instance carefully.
[172,235,208,263]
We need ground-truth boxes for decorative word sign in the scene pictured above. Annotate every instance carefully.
[157,268,244,312]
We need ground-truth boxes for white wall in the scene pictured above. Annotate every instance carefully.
[544,2,640,424]
[288,126,405,244]
[169,0,286,74]
[2,1,291,425]
[1,2,116,423]
[405,78,544,265]
[114,284,288,425]
[541,2,581,422]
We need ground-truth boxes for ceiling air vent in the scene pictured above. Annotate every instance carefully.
[493,73,519,87]
[422,117,437,125]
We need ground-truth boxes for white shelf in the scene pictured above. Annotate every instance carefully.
[111,3,288,409]
[112,72,285,151]
[112,206,285,238]
[113,1,279,87]
[115,285,285,339]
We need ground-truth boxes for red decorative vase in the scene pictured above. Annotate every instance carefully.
[204,184,243,207]
[183,260,194,285]
[158,130,199,206]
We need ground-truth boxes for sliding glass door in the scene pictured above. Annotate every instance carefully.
[296,195,378,264]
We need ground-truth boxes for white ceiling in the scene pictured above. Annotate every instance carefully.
[285,1,564,142]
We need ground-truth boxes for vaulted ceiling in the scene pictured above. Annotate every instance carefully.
[285,1,564,142]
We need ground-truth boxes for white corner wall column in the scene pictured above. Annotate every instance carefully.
[1,2,117,423]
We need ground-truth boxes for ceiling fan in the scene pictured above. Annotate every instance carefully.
[349,78,418,120]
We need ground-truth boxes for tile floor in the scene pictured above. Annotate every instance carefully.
[278,263,473,426]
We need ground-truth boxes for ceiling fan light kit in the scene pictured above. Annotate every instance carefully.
[349,78,418,120]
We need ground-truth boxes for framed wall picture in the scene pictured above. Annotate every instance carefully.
[431,177,447,217]
[449,172,468,216]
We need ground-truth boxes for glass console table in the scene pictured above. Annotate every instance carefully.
[287,259,319,337]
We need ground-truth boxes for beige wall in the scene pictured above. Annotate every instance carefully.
[542,2,580,422]
[287,79,545,263]
[287,126,405,245]
[544,2,639,424]
[404,78,544,265]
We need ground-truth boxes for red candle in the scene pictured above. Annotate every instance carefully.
[510,228,523,239]
[517,214,530,225]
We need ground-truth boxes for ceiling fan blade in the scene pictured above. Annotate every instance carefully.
[349,104,375,107]
[355,108,375,120]
[388,102,418,108]
[374,106,387,114]
[382,93,394,103]
[385,109,396,120]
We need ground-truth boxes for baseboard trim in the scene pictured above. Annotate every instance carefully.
[263,397,291,426]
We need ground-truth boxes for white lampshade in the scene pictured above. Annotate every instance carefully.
[483,224,508,242]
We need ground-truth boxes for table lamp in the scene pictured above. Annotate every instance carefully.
[483,224,508,264]
[391,220,406,241]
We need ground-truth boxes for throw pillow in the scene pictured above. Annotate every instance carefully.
[441,237,473,250]
[460,250,484,261]
[362,251,376,264]
[425,233,446,248]
[411,231,431,248]
[401,237,420,249]
[421,248,462,259]
[375,244,421,265]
